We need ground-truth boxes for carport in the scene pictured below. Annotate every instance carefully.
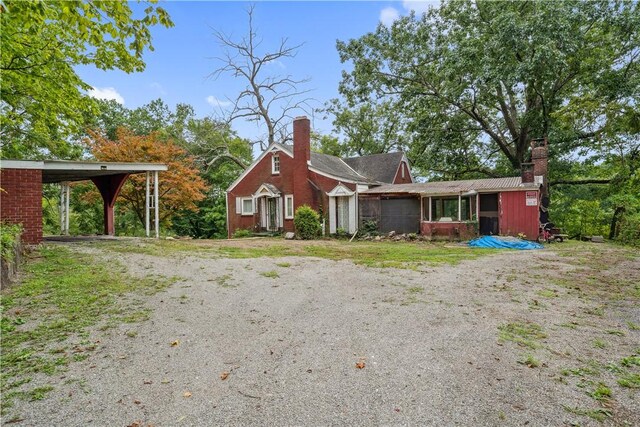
[0,160,168,244]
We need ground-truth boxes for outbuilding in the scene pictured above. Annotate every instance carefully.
[0,160,167,244]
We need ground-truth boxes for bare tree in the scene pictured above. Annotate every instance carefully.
[209,4,313,151]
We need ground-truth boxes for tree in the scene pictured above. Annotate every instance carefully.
[210,4,312,150]
[0,0,173,159]
[86,128,207,227]
[334,0,639,178]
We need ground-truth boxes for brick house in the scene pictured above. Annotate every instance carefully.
[226,116,413,237]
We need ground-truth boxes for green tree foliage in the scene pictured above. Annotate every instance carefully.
[88,100,253,238]
[0,0,173,159]
[333,0,639,177]
[294,205,322,240]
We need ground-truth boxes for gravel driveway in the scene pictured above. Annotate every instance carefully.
[5,240,639,426]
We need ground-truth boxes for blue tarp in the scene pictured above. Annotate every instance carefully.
[468,235,543,250]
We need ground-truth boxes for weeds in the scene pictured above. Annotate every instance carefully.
[498,322,546,349]
[1,246,174,414]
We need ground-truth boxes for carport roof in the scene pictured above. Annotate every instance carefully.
[1,159,167,184]
[362,176,540,196]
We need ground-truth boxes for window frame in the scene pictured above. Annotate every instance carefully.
[272,154,280,174]
[241,197,254,216]
[284,194,294,219]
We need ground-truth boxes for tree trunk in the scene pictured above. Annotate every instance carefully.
[608,206,625,240]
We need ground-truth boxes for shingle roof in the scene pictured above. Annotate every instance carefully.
[343,152,405,184]
[362,177,539,195]
[281,144,404,184]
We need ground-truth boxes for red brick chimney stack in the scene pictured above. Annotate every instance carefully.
[293,116,311,163]
[292,116,312,209]
[531,138,549,195]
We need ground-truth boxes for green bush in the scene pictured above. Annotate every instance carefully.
[294,205,321,240]
[360,219,379,236]
[1,222,22,262]
[232,228,252,238]
[616,212,640,246]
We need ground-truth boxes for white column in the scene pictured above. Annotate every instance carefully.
[154,171,159,238]
[428,197,432,222]
[145,172,150,237]
[458,194,462,221]
[59,184,65,235]
[65,183,70,234]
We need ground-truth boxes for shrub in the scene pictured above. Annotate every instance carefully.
[232,228,252,238]
[359,219,379,236]
[1,222,22,262]
[616,212,640,246]
[294,205,321,240]
[335,227,349,238]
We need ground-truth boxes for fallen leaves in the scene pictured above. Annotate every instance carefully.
[170,340,179,347]
[356,361,366,369]
[220,371,230,380]
[183,391,192,398]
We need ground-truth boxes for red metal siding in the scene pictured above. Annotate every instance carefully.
[393,162,413,184]
[499,190,539,240]
[0,168,43,244]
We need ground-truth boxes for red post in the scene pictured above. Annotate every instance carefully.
[91,174,129,235]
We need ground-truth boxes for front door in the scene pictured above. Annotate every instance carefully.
[479,193,499,235]
[267,197,278,231]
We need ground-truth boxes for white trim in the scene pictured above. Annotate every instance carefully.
[272,154,280,174]
[328,197,336,234]
[253,183,281,198]
[0,160,44,169]
[241,197,254,216]
[326,183,356,197]
[227,143,292,192]
[0,159,167,171]
[285,195,294,219]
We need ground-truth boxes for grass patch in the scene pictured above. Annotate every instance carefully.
[588,383,612,402]
[215,274,235,288]
[275,262,291,268]
[260,270,279,279]
[563,406,612,422]
[617,373,640,388]
[1,245,174,415]
[593,339,607,349]
[518,354,541,368]
[98,239,499,270]
[536,289,558,298]
[498,321,547,349]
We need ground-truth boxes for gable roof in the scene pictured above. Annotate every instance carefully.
[343,152,406,184]
[282,144,406,184]
[362,176,540,196]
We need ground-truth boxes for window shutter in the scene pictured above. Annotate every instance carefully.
[235,197,242,214]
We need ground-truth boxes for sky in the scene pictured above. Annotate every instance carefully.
[76,1,436,145]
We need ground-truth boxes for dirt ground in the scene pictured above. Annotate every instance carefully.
[4,239,639,426]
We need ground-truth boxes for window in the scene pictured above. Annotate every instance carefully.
[241,197,254,215]
[285,195,294,219]
[272,154,280,174]
[425,197,471,221]
[401,163,405,179]
[336,196,350,230]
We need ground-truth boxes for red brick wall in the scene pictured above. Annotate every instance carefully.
[1,168,43,244]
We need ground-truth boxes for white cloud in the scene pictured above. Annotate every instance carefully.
[380,7,400,27]
[150,82,167,96]
[206,95,231,108]
[88,87,124,104]
[403,1,435,15]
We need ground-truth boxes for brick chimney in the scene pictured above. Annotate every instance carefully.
[293,116,310,163]
[521,162,534,183]
[531,138,549,196]
[292,116,312,208]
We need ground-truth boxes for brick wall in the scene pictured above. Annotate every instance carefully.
[1,168,43,244]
